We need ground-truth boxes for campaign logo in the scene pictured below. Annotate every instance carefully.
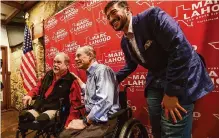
[193,111,201,120]
[98,50,125,67]
[82,0,102,11]
[52,29,68,42]
[174,0,219,27]
[46,47,59,59]
[208,67,219,92]
[45,17,58,30]
[84,32,111,48]
[71,18,93,35]
[96,10,107,25]
[213,114,219,120]
[136,0,164,7]
[121,71,147,92]
[116,31,123,39]
[46,63,52,72]
[44,35,49,45]
[127,100,137,112]
[62,41,80,54]
[208,41,219,50]
[60,7,78,22]
[145,125,153,138]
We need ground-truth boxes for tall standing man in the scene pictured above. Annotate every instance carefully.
[104,1,214,138]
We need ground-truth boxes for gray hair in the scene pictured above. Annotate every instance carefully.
[77,46,96,60]
[56,52,70,65]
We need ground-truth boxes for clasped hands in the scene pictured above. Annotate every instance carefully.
[66,119,86,130]
[162,94,187,123]
[66,117,92,130]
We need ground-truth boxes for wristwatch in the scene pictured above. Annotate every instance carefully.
[83,117,90,126]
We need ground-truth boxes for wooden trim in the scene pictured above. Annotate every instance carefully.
[5,9,21,24]
[1,46,10,109]
[1,1,23,10]
[23,1,39,12]
[7,71,11,109]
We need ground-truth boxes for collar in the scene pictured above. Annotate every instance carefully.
[87,61,98,76]
[124,14,134,39]
[53,70,68,81]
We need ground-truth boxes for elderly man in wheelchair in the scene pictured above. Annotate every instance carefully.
[16,52,84,138]
[59,46,148,138]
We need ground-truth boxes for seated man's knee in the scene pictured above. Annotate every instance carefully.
[19,110,39,122]
[36,113,50,123]
[36,110,57,123]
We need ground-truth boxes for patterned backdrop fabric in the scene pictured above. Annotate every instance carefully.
[44,1,219,138]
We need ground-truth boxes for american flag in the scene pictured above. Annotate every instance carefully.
[20,25,37,92]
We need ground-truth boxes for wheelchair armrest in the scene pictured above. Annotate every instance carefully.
[74,105,85,110]
[56,98,68,116]
[59,98,64,103]
[108,108,131,120]
[55,98,69,122]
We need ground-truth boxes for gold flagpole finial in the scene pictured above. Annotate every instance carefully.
[25,12,31,28]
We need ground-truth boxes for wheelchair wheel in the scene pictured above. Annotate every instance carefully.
[119,119,148,138]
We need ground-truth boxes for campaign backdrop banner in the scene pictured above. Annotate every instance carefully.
[44,1,219,137]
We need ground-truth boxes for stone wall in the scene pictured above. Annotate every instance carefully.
[10,1,73,110]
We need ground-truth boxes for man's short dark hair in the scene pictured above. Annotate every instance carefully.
[104,1,129,14]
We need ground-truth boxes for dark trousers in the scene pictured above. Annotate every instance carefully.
[59,119,117,138]
[146,83,194,138]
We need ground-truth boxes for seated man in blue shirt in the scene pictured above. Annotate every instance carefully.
[60,45,120,138]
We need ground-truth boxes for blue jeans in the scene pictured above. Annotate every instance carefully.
[146,85,194,138]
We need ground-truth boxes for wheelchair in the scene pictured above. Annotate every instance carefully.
[74,85,149,138]
[16,97,69,138]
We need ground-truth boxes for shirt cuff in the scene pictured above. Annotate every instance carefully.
[81,83,86,89]
[87,112,95,122]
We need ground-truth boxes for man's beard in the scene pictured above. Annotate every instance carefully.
[113,17,127,31]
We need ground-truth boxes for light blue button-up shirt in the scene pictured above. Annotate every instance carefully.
[81,61,120,123]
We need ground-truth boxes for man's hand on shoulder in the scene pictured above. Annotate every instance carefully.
[22,95,32,107]
[71,72,79,80]
[71,72,85,87]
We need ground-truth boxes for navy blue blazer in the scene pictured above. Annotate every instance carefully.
[116,7,214,101]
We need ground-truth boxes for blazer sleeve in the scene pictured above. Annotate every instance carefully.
[116,38,138,83]
[146,7,194,97]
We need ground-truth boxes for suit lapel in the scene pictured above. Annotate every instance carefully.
[123,37,141,63]
[132,16,145,56]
